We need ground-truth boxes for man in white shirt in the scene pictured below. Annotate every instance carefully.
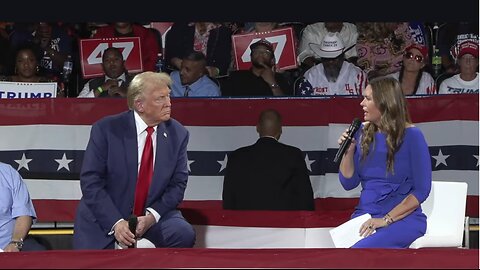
[295,33,367,96]
[297,22,358,69]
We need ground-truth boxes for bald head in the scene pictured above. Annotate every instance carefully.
[256,109,282,139]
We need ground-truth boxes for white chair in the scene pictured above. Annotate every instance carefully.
[115,238,156,249]
[409,181,468,248]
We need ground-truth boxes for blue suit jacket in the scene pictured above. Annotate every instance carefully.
[73,110,189,249]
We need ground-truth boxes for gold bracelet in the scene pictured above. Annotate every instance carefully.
[384,213,394,225]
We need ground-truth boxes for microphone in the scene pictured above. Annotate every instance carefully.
[333,118,362,163]
[128,215,138,248]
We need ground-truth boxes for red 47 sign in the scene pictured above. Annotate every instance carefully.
[232,27,298,71]
[79,37,143,79]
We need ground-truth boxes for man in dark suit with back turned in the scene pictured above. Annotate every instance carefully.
[222,109,315,210]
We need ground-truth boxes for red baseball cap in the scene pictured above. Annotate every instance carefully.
[457,40,479,58]
[405,43,429,60]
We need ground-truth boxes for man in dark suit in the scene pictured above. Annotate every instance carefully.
[222,109,315,210]
[77,47,133,98]
[73,71,195,249]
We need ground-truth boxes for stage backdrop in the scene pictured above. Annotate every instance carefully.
[0,95,477,222]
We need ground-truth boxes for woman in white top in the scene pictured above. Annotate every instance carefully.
[389,44,436,95]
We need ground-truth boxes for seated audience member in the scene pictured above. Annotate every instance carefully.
[221,39,291,96]
[356,22,427,80]
[93,22,160,72]
[439,40,479,94]
[31,22,73,80]
[236,22,301,89]
[0,44,65,97]
[295,33,367,96]
[298,22,358,69]
[387,44,436,95]
[170,51,221,97]
[77,47,132,98]
[165,22,232,77]
[436,22,479,75]
[222,109,315,210]
[0,162,42,252]
[229,22,279,72]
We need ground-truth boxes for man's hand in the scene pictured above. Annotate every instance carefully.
[135,213,156,238]
[258,63,276,85]
[3,243,20,252]
[114,220,136,247]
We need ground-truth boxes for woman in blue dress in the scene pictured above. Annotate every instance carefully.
[337,76,432,248]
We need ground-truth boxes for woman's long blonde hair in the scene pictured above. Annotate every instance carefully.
[360,77,412,173]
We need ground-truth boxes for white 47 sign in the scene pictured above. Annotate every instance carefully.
[86,42,134,65]
[79,37,143,79]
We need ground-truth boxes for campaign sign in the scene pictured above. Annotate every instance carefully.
[79,37,143,79]
[0,82,57,98]
[232,27,298,71]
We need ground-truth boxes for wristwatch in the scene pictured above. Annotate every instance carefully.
[9,238,23,251]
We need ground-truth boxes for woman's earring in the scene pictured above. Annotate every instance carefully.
[36,66,40,73]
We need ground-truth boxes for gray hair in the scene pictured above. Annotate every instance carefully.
[127,71,172,109]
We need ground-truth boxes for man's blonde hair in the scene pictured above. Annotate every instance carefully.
[127,71,172,110]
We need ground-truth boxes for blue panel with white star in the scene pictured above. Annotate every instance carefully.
[0,145,477,181]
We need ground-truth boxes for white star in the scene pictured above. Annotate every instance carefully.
[15,153,32,171]
[474,155,479,167]
[304,153,315,172]
[217,154,228,173]
[54,153,73,171]
[432,149,450,167]
[187,159,195,172]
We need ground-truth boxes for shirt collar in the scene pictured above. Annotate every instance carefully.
[134,110,157,136]
[105,73,127,84]
[260,135,278,141]
[183,74,208,90]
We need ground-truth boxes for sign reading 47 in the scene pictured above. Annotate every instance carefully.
[232,27,298,71]
[79,37,144,79]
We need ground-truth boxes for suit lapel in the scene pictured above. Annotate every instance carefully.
[147,121,168,202]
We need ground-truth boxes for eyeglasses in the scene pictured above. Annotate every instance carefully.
[404,52,423,63]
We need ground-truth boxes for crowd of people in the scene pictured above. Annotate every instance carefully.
[0,21,477,97]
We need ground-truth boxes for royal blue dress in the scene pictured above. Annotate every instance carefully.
[339,126,432,248]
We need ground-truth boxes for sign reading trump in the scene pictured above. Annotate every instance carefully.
[232,27,298,71]
[0,82,57,98]
[79,37,143,79]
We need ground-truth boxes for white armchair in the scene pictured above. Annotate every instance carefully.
[409,181,468,248]
[115,238,156,249]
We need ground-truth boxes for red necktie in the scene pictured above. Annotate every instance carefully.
[133,126,154,216]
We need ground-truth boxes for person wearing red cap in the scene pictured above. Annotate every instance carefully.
[387,43,436,95]
[438,40,479,94]
[221,39,291,96]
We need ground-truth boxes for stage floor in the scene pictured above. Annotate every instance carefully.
[0,247,477,269]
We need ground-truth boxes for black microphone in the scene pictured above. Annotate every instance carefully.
[333,118,362,163]
[128,215,138,248]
